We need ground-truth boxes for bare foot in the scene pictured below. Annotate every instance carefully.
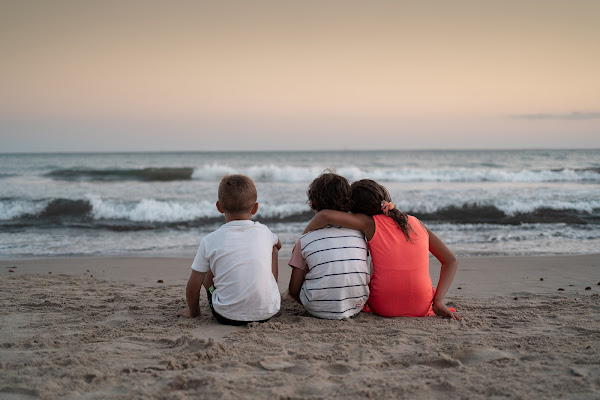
[177,308,195,318]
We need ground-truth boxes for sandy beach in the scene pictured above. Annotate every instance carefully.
[1,254,599,399]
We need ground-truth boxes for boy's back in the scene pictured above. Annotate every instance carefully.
[192,220,280,321]
[290,225,369,319]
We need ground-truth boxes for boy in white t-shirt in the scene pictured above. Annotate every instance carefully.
[177,174,281,325]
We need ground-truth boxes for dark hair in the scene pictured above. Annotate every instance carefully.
[307,171,351,212]
[218,174,257,213]
[350,179,413,241]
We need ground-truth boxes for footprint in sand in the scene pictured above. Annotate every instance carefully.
[453,346,518,366]
[259,357,295,371]
[325,363,352,375]
[417,355,461,369]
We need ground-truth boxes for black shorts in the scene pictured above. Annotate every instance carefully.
[206,286,270,326]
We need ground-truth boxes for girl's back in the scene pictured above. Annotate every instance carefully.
[367,214,434,317]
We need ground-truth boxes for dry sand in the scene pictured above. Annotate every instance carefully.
[1,254,599,399]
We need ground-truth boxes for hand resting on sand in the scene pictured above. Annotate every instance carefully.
[281,289,298,303]
[432,300,461,320]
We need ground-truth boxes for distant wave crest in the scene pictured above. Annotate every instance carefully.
[46,167,195,182]
[44,165,600,183]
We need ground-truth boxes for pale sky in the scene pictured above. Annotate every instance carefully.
[1,0,599,152]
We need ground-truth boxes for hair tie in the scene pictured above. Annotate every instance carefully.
[381,200,395,216]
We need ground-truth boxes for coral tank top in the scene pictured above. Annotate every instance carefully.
[366,214,435,317]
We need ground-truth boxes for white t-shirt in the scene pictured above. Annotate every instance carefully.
[191,220,280,321]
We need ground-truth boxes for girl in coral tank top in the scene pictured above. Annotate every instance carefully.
[303,179,460,319]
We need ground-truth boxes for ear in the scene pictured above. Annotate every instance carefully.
[216,201,225,214]
[250,202,259,215]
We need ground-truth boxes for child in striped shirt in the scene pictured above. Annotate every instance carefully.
[287,171,370,319]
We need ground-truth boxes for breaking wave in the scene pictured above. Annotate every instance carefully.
[1,197,598,231]
[43,165,600,183]
[46,167,195,182]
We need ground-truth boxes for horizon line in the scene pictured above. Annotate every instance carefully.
[1,147,599,156]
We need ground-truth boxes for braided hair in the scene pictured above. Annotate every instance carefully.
[350,179,414,241]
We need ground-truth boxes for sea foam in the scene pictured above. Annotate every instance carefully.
[190,165,600,183]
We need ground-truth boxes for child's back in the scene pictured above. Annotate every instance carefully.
[367,214,432,317]
[178,174,281,324]
[290,226,369,319]
[193,220,280,321]
[288,171,369,319]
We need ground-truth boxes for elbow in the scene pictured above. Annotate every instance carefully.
[442,254,458,270]
[450,254,458,266]
[449,255,458,271]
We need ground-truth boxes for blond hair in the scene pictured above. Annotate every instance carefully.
[218,174,257,213]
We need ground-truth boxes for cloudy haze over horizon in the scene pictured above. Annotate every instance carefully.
[1,0,599,152]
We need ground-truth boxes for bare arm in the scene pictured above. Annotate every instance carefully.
[288,267,306,303]
[272,243,280,283]
[303,210,375,240]
[428,227,461,320]
[271,238,282,282]
[177,270,206,318]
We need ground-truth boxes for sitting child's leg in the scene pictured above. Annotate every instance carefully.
[271,245,279,283]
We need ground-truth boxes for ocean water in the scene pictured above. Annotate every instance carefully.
[1,149,599,258]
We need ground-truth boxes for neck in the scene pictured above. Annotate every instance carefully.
[224,214,253,223]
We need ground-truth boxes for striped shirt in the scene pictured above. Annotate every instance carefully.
[289,226,369,319]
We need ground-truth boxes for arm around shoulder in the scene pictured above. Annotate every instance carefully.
[303,210,374,239]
